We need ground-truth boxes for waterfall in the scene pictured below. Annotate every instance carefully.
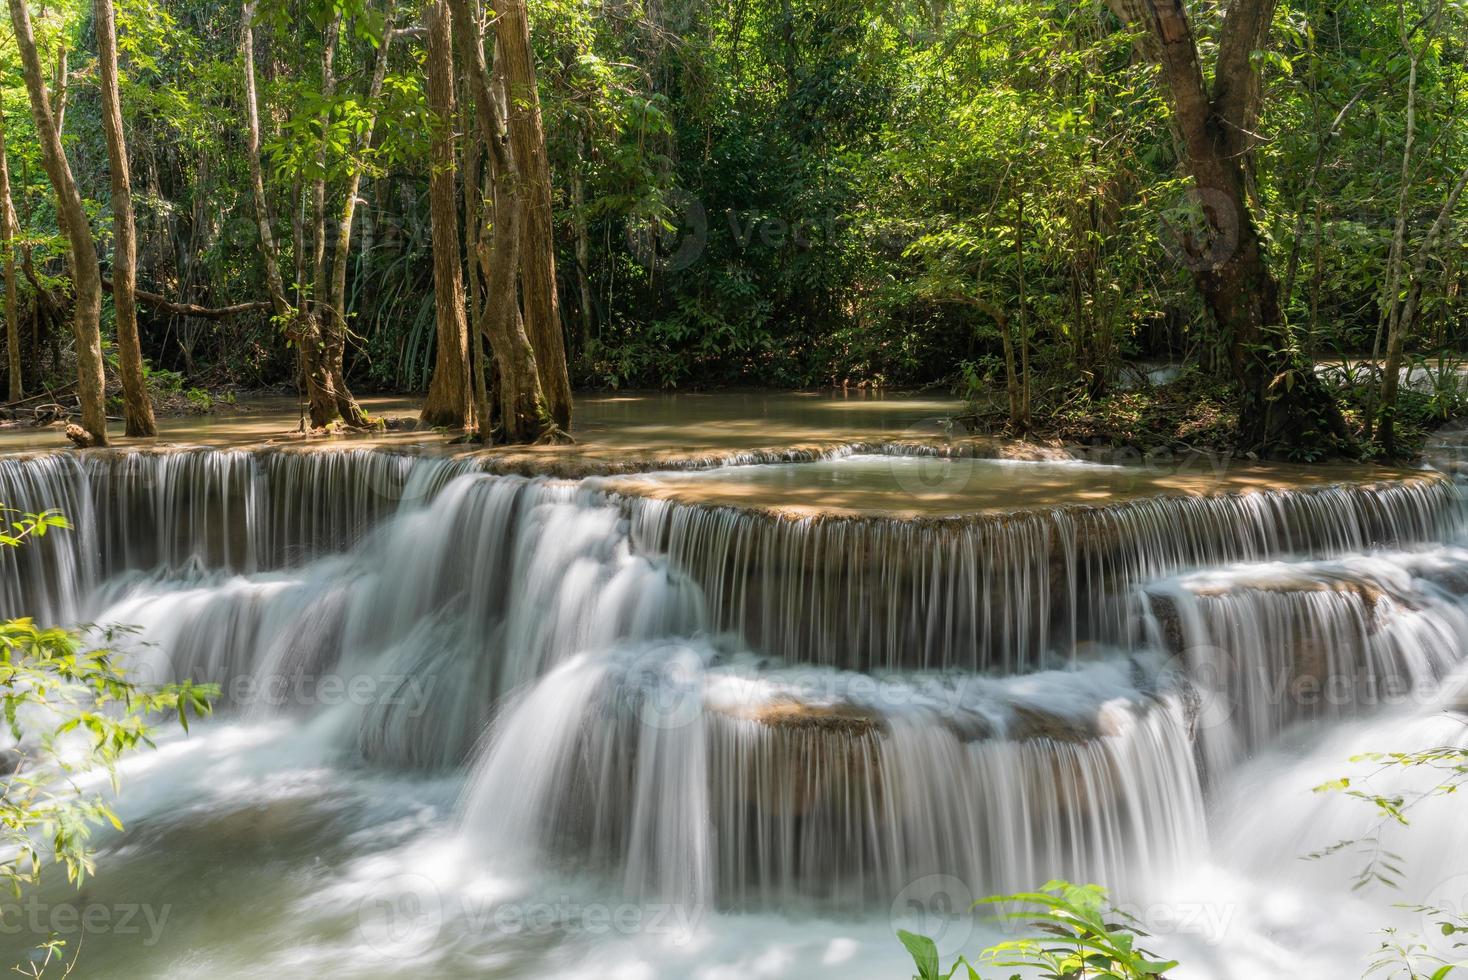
[618,474,1461,673]
[1141,550,1468,775]
[3,440,1468,959]
[458,648,1206,908]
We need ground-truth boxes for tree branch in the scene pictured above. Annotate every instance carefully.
[101,278,272,320]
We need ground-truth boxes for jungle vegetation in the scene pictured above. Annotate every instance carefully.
[0,0,1463,457]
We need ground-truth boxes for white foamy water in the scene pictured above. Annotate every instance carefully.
[0,446,1464,978]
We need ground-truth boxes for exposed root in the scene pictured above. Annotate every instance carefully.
[535,423,575,446]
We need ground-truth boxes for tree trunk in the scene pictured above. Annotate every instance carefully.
[241,0,290,319]
[0,94,22,402]
[95,0,157,436]
[1120,0,1348,459]
[51,43,67,135]
[1379,165,1468,454]
[449,0,548,443]
[420,0,472,429]
[8,0,107,445]
[493,0,573,430]
[462,68,490,439]
[482,160,543,441]
[571,125,593,351]
[243,0,320,431]
[324,7,397,429]
[299,13,344,428]
[1015,194,1031,429]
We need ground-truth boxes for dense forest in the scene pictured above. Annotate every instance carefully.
[0,0,1465,457]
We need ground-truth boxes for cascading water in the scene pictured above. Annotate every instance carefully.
[616,472,1459,673]
[2,436,1467,978]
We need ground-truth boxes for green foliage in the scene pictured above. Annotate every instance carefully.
[1310,745,1468,890]
[1365,924,1466,980]
[898,880,1177,980]
[0,507,217,896]
[0,0,1462,456]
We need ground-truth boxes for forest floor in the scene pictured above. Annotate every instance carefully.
[959,370,1465,464]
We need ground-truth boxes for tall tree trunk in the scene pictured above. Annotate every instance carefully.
[420,0,472,429]
[494,0,573,430]
[571,125,593,352]
[0,94,22,402]
[1379,165,1468,454]
[1368,18,1421,439]
[1016,193,1031,429]
[449,0,548,442]
[242,0,317,431]
[8,0,107,444]
[51,43,66,135]
[324,6,397,429]
[462,66,490,438]
[298,13,344,428]
[1118,0,1348,459]
[95,0,157,436]
[241,0,290,319]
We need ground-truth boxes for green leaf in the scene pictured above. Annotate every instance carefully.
[898,930,942,980]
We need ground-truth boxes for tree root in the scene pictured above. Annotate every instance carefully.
[535,423,575,446]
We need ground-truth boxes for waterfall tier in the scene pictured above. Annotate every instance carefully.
[2,443,1465,923]
[3,447,1455,675]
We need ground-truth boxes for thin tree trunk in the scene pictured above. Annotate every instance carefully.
[420,0,471,429]
[8,0,107,444]
[1379,165,1468,453]
[95,0,156,436]
[241,0,293,319]
[0,94,22,401]
[571,125,593,351]
[291,179,306,312]
[1368,9,1422,439]
[51,44,66,135]
[324,5,397,428]
[494,0,573,430]
[299,13,343,427]
[1016,193,1031,429]
[242,0,317,431]
[463,66,490,438]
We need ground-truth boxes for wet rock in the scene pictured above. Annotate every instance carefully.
[1007,705,1104,743]
[718,697,884,737]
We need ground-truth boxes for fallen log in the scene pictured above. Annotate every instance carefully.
[101,278,273,320]
[3,381,77,409]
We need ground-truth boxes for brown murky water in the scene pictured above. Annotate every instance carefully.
[602,453,1429,517]
[0,391,955,454]
[0,390,1423,513]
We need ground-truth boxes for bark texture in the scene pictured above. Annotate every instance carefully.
[1118,0,1349,458]
[9,0,108,445]
[0,95,22,402]
[494,0,572,430]
[324,8,398,429]
[95,0,157,436]
[420,0,472,429]
[449,0,548,442]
